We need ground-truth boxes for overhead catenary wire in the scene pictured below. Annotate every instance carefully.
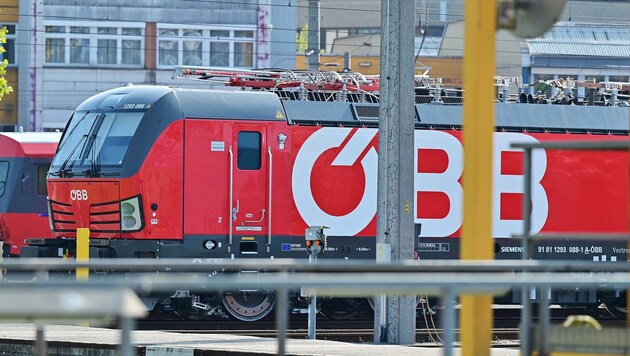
[2,0,630,31]
[1,0,629,108]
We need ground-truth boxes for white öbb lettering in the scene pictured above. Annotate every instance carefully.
[70,189,88,201]
[292,128,549,237]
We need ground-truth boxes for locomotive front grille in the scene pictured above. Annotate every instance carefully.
[89,201,121,233]
[49,199,77,232]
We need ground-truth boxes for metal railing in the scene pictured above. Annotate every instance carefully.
[512,139,630,356]
[3,258,630,356]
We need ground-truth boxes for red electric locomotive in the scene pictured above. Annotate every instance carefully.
[0,132,61,257]
[26,68,629,321]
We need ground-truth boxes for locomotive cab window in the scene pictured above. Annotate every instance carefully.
[0,161,8,197]
[50,111,99,171]
[50,110,144,176]
[36,164,50,195]
[237,131,261,170]
[86,111,143,166]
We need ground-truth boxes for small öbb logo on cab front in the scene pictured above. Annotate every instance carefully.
[70,189,88,201]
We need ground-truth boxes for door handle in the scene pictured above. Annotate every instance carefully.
[232,200,240,221]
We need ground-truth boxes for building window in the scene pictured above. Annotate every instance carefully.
[211,30,230,38]
[157,25,256,69]
[0,24,16,66]
[121,27,142,65]
[183,29,203,66]
[69,26,90,64]
[234,42,253,67]
[158,28,178,66]
[44,21,144,67]
[210,42,229,66]
[234,30,254,38]
[97,27,118,65]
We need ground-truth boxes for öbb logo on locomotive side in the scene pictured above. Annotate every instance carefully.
[292,128,549,238]
[70,189,88,201]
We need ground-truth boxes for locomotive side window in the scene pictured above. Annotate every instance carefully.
[237,131,261,170]
[0,161,8,197]
[36,165,49,195]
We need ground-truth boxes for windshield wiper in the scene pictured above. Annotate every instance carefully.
[83,136,101,178]
[52,134,88,178]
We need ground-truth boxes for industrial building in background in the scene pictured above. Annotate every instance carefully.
[296,0,630,93]
[0,0,629,131]
[0,0,296,131]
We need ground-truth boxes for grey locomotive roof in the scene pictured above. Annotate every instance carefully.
[283,101,629,133]
[77,86,286,122]
[418,104,629,133]
[173,89,285,121]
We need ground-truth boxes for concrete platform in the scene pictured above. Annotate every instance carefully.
[0,323,520,355]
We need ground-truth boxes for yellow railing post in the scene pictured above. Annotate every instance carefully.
[76,228,89,280]
[461,1,495,356]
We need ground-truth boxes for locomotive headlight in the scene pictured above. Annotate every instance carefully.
[122,215,137,229]
[120,196,143,231]
[121,202,135,215]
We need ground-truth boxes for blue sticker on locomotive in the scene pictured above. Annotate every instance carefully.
[281,243,291,252]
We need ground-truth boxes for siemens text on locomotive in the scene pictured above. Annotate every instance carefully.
[0,132,60,257]
[25,67,630,321]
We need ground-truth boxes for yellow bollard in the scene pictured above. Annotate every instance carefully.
[76,228,90,327]
[76,228,89,280]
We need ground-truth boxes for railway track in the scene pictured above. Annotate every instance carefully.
[134,305,621,345]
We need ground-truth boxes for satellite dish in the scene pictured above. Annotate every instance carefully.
[498,0,567,39]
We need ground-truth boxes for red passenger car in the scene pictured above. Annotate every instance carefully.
[0,132,61,257]
[28,69,629,320]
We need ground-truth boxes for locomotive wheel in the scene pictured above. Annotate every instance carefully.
[222,291,276,322]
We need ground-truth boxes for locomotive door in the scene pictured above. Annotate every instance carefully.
[230,124,269,237]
